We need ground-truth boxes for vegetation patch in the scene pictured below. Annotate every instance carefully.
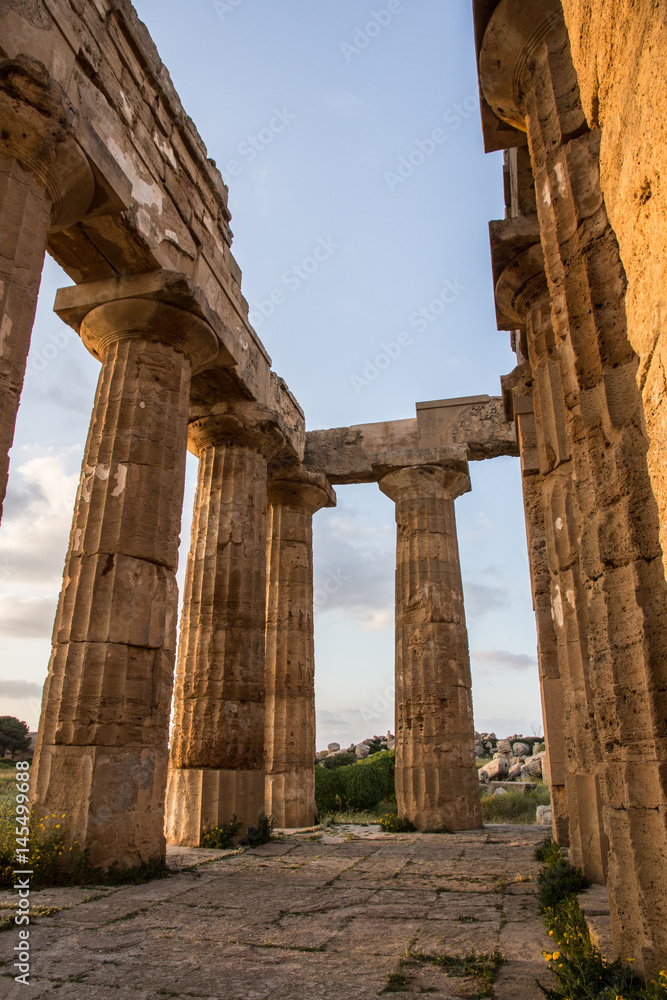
[535,838,667,999]
[379,813,416,833]
[481,782,551,824]
[405,948,506,999]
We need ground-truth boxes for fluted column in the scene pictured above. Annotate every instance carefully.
[0,57,94,521]
[509,385,569,846]
[265,465,336,828]
[497,248,607,878]
[32,293,217,869]
[379,461,482,832]
[166,400,286,844]
[481,0,667,974]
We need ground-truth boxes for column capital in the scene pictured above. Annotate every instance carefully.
[378,462,471,503]
[267,463,336,514]
[78,297,218,373]
[0,56,96,228]
[0,56,70,183]
[496,242,550,329]
[479,0,565,132]
[188,399,287,461]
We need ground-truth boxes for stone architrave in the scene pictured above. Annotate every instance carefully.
[166,400,286,844]
[265,464,336,829]
[378,457,482,832]
[0,57,95,521]
[31,290,217,870]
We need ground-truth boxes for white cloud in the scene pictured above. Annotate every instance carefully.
[0,595,57,639]
[0,678,44,701]
[0,450,79,585]
[472,649,537,671]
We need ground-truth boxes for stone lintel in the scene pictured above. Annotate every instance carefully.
[54,270,239,371]
[304,397,518,483]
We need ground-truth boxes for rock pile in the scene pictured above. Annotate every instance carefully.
[316,733,395,764]
[475,732,547,785]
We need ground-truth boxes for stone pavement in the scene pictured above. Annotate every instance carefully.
[0,824,555,1000]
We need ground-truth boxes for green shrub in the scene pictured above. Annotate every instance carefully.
[0,809,95,888]
[534,837,563,865]
[537,858,591,912]
[244,814,274,847]
[337,762,388,810]
[315,765,343,814]
[320,751,357,770]
[379,813,415,833]
[201,816,243,849]
[534,838,667,998]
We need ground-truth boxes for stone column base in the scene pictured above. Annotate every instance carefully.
[265,769,315,829]
[566,772,609,884]
[32,744,167,869]
[165,767,265,845]
[398,765,482,832]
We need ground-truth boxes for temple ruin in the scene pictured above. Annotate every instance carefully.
[1,0,665,980]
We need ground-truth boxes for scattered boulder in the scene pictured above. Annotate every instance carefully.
[536,805,552,826]
[478,756,510,782]
[474,745,486,758]
[526,753,546,778]
[512,742,531,757]
[507,762,523,781]
[355,745,370,759]
[328,742,340,753]
[497,738,512,755]
[493,787,508,796]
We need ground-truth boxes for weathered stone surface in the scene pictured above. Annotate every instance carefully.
[0,57,96,522]
[379,461,482,832]
[166,400,286,843]
[478,0,667,975]
[479,757,510,782]
[265,465,336,828]
[0,826,554,1000]
[32,298,214,869]
[304,396,517,484]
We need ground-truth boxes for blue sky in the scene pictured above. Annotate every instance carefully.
[0,0,543,746]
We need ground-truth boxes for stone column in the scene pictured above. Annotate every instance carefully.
[510,386,569,846]
[265,465,335,829]
[166,400,285,844]
[496,246,607,878]
[32,292,217,870]
[0,57,94,521]
[379,459,482,832]
[480,0,667,974]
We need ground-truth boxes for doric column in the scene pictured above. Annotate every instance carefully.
[31,287,217,870]
[497,245,607,878]
[480,0,667,975]
[166,400,286,844]
[0,57,95,521]
[265,464,336,829]
[378,457,482,832]
[508,381,569,847]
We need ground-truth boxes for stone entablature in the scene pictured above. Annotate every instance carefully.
[304,395,518,484]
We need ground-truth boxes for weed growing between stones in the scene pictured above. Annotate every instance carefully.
[403,948,506,999]
[535,838,667,999]
[383,970,411,992]
[0,808,96,888]
[201,817,244,849]
[245,814,274,847]
[379,813,416,833]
